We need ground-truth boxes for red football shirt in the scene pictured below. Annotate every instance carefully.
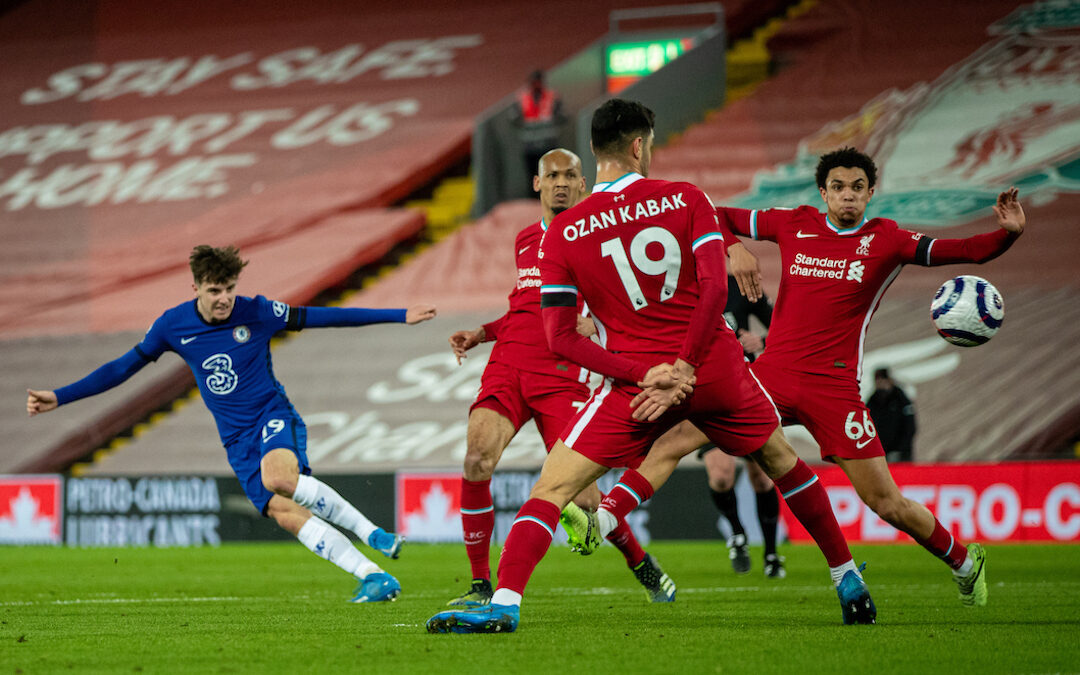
[482,221,588,382]
[718,205,1015,380]
[540,173,740,382]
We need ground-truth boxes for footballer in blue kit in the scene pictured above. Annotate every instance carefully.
[28,245,437,603]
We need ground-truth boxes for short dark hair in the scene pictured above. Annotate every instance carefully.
[815,147,878,189]
[591,98,655,158]
[189,245,247,285]
[874,368,891,380]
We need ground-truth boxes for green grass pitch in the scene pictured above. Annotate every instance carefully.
[2,541,1078,673]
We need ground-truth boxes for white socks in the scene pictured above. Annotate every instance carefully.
[293,474,378,543]
[597,509,618,539]
[297,516,380,580]
[954,555,974,577]
[830,560,859,587]
[491,589,523,607]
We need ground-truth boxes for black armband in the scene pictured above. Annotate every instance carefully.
[286,306,305,331]
[915,236,935,266]
[540,292,577,308]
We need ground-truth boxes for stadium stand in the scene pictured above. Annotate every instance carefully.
[2,0,793,474]
[6,0,1079,480]
[320,0,1080,467]
[649,0,1080,462]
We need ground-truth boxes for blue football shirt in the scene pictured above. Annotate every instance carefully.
[136,295,296,446]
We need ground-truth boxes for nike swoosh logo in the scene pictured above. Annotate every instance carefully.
[519,246,531,255]
[855,437,874,449]
[796,231,818,238]
[262,433,280,444]
[180,337,197,345]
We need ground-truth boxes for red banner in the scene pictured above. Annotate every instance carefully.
[781,461,1080,543]
[395,472,462,543]
[0,475,63,545]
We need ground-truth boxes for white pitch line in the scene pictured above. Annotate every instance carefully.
[0,596,245,607]
[4,580,1075,608]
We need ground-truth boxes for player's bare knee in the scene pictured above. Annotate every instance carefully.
[753,438,797,479]
[528,480,573,509]
[708,474,734,492]
[867,493,905,525]
[262,473,295,498]
[260,449,300,497]
[260,462,298,497]
[463,446,499,480]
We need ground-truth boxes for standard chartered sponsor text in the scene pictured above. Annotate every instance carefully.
[790,252,849,279]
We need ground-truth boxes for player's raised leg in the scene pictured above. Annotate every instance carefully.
[751,429,874,624]
[836,455,986,607]
[584,422,694,552]
[449,407,518,606]
[262,447,403,559]
[426,441,609,633]
[266,496,400,602]
[568,481,675,602]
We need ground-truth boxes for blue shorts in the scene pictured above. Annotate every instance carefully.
[225,408,312,516]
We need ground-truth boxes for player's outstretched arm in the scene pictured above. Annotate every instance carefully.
[448,328,485,365]
[26,389,58,417]
[296,304,435,328]
[916,188,1025,267]
[992,187,1025,234]
[26,348,151,415]
[406,304,437,324]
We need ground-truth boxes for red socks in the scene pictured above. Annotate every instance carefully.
[496,498,561,594]
[773,459,852,568]
[607,519,646,567]
[919,518,968,570]
[460,477,495,581]
[599,470,655,522]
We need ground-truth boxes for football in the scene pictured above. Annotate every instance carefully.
[930,275,1004,347]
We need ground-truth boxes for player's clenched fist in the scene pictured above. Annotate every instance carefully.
[26,389,58,417]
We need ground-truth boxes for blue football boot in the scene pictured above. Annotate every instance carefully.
[368,528,404,559]
[352,572,401,603]
[836,569,876,625]
[426,603,520,634]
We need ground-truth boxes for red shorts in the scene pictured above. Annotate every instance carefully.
[751,360,886,462]
[561,354,779,469]
[470,360,590,451]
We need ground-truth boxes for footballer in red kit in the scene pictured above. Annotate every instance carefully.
[654,147,1023,609]
[427,100,876,635]
[472,219,590,451]
[725,203,1019,384]
[718,199,1017,463]
[539,172,778,466]
[445,148,671,609]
